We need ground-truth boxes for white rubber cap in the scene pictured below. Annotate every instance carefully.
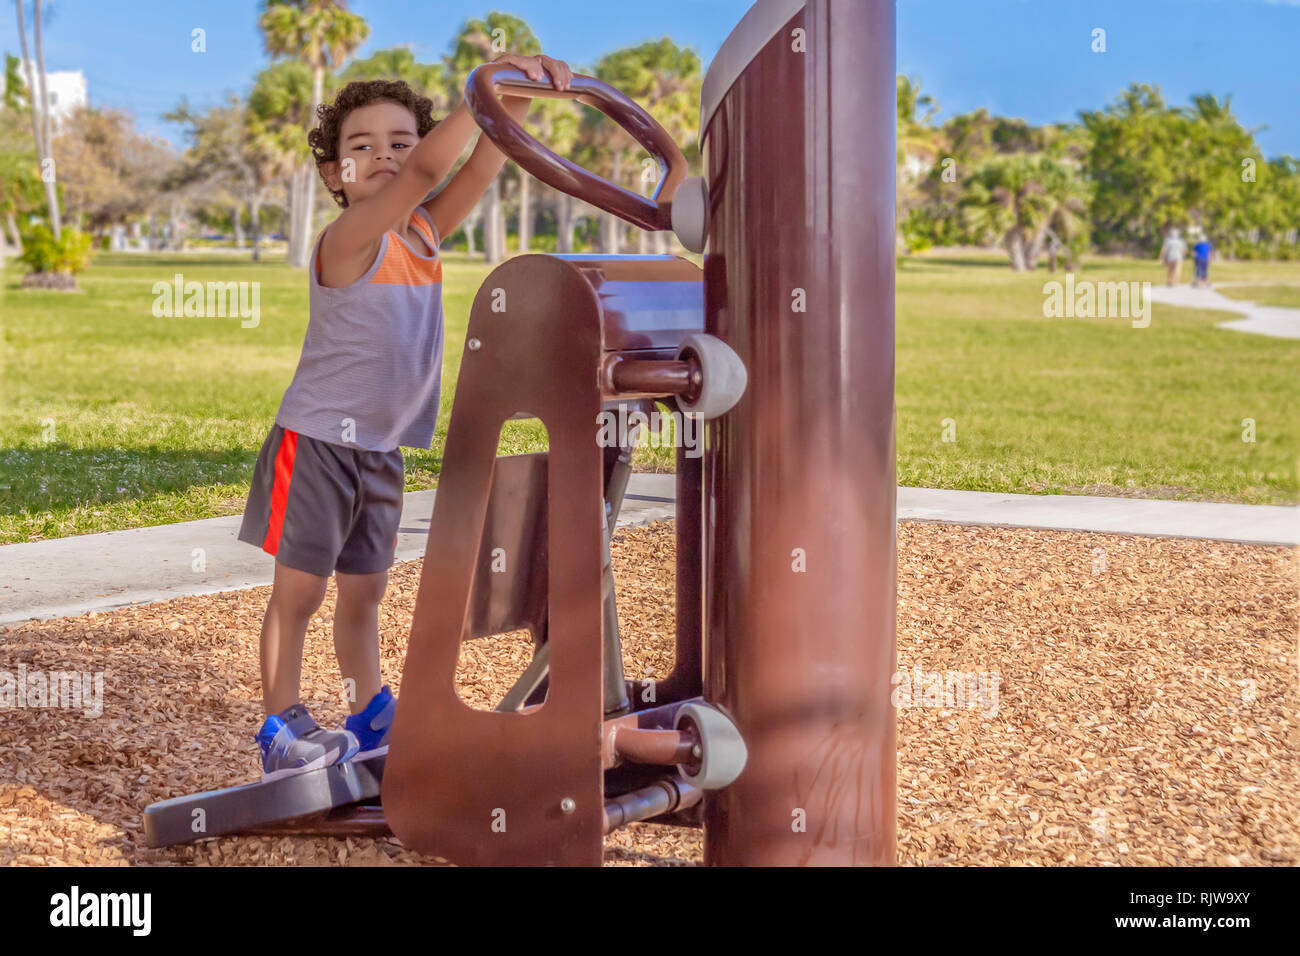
[674,701,748,790]
[670,176,709,253]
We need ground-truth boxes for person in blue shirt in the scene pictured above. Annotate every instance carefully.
[1192,231,1213,288]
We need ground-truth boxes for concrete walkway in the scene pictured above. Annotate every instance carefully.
[1147,282,1300,339]
[1,474,1294,630]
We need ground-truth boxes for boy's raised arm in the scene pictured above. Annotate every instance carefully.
[422,94,532,243]
[323,101,479,261]
[424,53,572,243]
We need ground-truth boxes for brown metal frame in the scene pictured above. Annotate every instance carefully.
[699,0,897,865]
[380,254,706,865]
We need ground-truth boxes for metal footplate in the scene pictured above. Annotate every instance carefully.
[142,755,386,848]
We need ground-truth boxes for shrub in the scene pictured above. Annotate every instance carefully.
[19,224,94,284]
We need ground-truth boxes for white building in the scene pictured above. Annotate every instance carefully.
[1,58,87,130]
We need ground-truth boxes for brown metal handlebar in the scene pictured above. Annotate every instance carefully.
[464,63,688,232]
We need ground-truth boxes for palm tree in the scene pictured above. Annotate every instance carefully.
[13,0,60,237]
[248,60,319,259]
[341,46,451,113]
[445,12,542,263]
[960,154,1089,270]
[258,0,369,268]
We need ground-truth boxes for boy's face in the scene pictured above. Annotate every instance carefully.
[322,99,420,206]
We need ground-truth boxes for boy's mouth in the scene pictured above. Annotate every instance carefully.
[369,168,396,179]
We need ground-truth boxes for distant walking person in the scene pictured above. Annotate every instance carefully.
[1192,231,1213,288]
[1159,227,1186,287]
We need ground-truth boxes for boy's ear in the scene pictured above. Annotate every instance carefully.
[320,159,342,193]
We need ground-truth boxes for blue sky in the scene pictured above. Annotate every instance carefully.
[2,0,1296,155]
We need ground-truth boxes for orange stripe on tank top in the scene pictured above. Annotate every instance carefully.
[371,212,442,286]
[262,429,299,555]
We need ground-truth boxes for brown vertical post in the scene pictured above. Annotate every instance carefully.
[701,0,897,865]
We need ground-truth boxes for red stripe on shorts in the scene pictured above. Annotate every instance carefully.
[262,429,299,555]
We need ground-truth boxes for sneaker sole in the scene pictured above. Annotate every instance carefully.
[261,740,358,783]
[351,744,389,762]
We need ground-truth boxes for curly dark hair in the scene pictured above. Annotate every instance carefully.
[308,79,438,208]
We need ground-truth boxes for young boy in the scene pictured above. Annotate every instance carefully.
[237,52,572,780]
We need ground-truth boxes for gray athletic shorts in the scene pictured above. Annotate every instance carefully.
[237,423,404,577]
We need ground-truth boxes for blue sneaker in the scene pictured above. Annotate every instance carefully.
[256,703,359,782]
[344,685,396,761]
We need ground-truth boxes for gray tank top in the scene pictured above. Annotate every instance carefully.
[276,206,444,451]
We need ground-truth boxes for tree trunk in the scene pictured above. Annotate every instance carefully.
[15,2,44,159]
[288,66,326,269]
[290,162,314,268]
[169,202,186,251]
[17,0,62,240]
[484,175,504,263]
[556,191,574,253]
[1024,228,1046,271]
[463,199,479,255]
[601,152,624,253]
[33,1,60,238]
[4,211,22,253]
[250,193,262,262]
[286,171,302,266]
[233,204,245,247]
[518,174,531,252]
[1005,230,1028,271]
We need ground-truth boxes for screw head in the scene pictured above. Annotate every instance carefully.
[560,797,576,814]
[692,743,703,759]
[467,337,482,351]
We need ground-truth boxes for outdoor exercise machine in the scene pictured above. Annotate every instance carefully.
[143,0,896,866]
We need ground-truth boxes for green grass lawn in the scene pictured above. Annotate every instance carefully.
[895,253,1298,502]
[1216,283,1300,309]
[1,248,1297,543]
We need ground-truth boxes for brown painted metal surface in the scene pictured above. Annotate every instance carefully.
[382,254,704,866]
[701,0,898,865]
[466,65,687,232]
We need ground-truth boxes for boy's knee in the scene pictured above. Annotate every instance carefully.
[271,564,329,618]
[336,570,389,607]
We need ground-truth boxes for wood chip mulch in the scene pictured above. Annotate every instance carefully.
[1,520,1295,866]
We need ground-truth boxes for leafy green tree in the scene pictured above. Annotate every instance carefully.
[258,0,369,268]
[1080,84,1261,252]
[165,94,283,260]
[959,154,1090,270]
[584,38,702,254]
[0,55,42,252]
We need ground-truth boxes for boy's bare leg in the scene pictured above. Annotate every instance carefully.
[334,569,387,714]
[261,560,329,716]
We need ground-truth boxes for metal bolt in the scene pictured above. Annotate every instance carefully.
[560,797,576,814]
[467,337,482,351]
[692,744,703,759]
